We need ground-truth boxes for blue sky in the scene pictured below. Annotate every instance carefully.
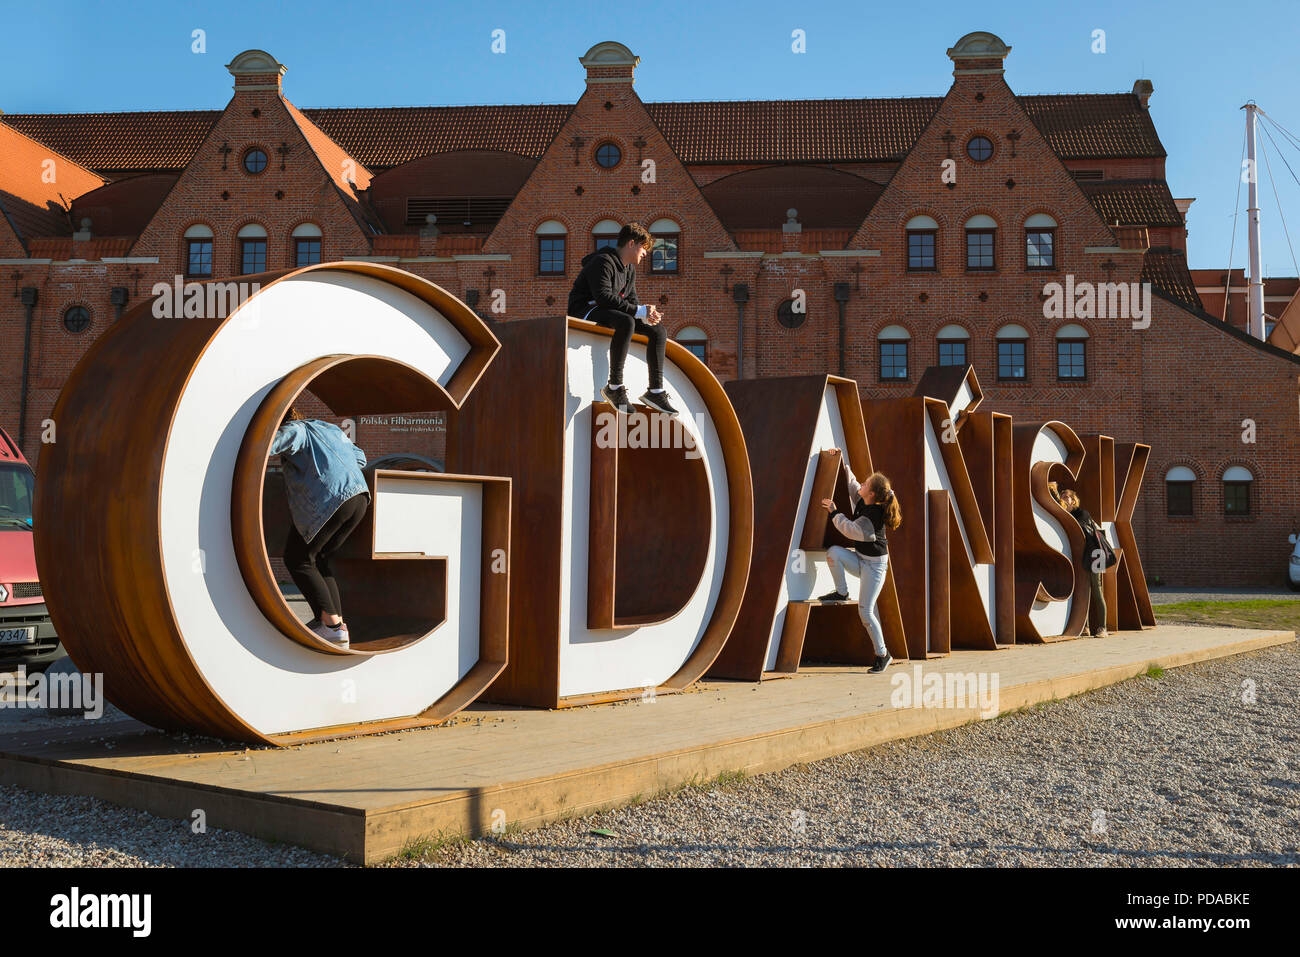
[5,0,1300,273]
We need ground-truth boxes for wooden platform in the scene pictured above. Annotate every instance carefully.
[0,625,1291,864]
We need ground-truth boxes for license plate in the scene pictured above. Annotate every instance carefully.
[0,627,35,645]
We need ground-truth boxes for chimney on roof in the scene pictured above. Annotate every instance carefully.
[947,31,1011,77]
[226,49,287,93]
[1132,79,1154,109]
[579,41,639,88]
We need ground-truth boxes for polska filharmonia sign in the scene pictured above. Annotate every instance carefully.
[34,263,1154,745]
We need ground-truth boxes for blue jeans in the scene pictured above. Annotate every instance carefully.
[827,545,889,657]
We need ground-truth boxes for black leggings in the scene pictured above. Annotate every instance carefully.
[589,307,667,390]
[284,492,369,619]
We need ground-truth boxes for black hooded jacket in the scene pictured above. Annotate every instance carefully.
[567,246,641,320]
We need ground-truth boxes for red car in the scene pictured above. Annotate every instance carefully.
[0,427,62,672]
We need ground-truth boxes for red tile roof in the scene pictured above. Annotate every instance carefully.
[1018,94,1165,159]
[2,110,220,172]
[1143,247,1202,312]
[645,97,944,163]
[282,100,382,238]
[304,105,573,169]
[0,121,106,247]
[2,92,1166,174]
[1081,179,1183,227]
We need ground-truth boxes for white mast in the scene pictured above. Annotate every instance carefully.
[1243,102,1266,339]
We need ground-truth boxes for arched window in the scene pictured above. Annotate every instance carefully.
[1165,466,1195,516]
[1025,213,1057,269]
[878,324,911,381]
[237,223,267,275]
[906,215,938,271]
[965,214,997,271]
[292,223,322,267]
[184,224,213,278]
[676,325,708,363]
[650,218,680,274]
[1223,466,1253,516]
[593,219,620,252]
[1056,323,1088,380]
[536,220,567,275]
[936,324,969,367]
[996,323,1029,381]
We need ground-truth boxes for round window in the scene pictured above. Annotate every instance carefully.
[63,305,91,334]
[966,136,994,162]
[243,148,268,174]
[776,298,805,330]
[595,142,622,169]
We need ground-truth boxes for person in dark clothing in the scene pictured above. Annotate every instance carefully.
[815,454,903,673]
[283,493,369,645]
[1059,488,1108,638]
[567,222,679,416]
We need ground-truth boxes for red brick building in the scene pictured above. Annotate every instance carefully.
[3,34,1299,586]
[1190,269,1299,338]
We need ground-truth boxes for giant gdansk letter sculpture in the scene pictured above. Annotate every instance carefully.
[36,269,1154,744]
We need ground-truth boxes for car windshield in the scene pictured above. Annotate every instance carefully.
[0,463,35,528]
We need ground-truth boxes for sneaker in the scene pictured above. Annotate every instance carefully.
[1095,629,1108,639]
[640,389,680,416]
[601,383,635,415]
[869,652,893,673]
[817,590,849,603]
[311,621,349,649]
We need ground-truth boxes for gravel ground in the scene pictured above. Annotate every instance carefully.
[0,641,1296,867]
[0,786,344,867]
[418,641,1300,867]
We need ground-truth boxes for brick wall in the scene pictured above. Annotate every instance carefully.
[4,42,1298,587]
